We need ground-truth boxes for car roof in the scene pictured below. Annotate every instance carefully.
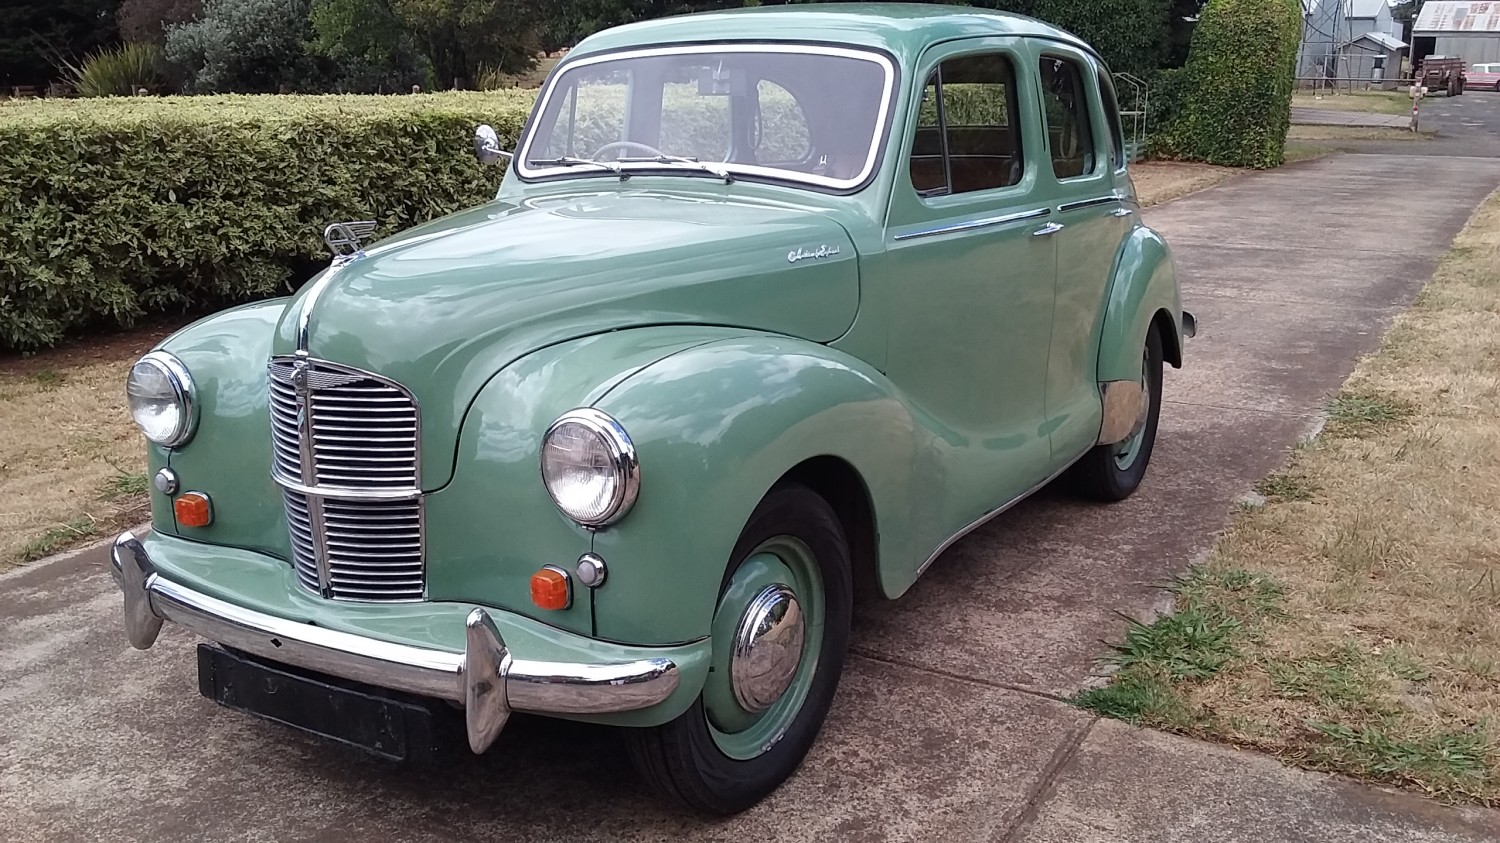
[567,3,1099,67]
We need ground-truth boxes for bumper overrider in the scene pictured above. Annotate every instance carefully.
[109,531,680,753]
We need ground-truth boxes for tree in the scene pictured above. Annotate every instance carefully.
[117,0,203,43]
[309,0,431,91]
[163,0,327,92]
[0,0,121,88]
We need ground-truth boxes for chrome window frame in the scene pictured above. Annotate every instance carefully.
[514,43,898,192]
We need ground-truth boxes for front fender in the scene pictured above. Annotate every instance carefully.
[1098,225,1185,383]
[429,326,757,636]
[590,337,929,646]
[156,299,293,557]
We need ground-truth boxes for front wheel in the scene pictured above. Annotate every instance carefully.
[1068,325,1164,502]
[624,484,853,815]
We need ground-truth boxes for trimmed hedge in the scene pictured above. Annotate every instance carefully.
[1151,0,1302,168]
[0,91,535,351]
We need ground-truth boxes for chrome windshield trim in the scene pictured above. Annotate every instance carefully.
[515,42,897,191]
[1057,194,1123,213]
[892,207,1050,242]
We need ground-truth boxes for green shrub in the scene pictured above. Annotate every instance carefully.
[0,91,535,351]
[64,43,168,97]
[164,0,329,93]
[1152,0,1302,168]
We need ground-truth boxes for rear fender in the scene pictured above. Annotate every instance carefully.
[1098,225,1185,384]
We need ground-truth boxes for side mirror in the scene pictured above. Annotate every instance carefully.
[474,124,513,166]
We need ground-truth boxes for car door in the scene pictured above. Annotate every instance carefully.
[881,38,1057,534]
[1033,46,1136,462]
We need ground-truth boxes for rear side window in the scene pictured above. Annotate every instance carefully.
[1038,56,1096,179]
[1097,71,1126,170]
[908,53,1024,198]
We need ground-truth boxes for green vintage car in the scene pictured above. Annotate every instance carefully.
[112,3,1192,815]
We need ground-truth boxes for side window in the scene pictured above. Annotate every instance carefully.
[1098,72,1126,171]
[907,52,1024,198]
[1037,56,1096,179]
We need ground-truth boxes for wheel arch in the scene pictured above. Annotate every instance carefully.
[779,456,880,605]
[1098,225,1186,382]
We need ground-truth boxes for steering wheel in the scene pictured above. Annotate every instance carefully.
[592,140,668,161]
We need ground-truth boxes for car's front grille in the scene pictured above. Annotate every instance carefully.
[267,357,424,602]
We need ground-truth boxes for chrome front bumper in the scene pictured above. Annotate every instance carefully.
[110,531,679,753]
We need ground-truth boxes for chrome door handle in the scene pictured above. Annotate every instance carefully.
[1110,208,1133,218]
[1032,222,1065,237]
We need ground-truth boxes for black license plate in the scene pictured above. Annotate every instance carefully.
[196,644,443,762]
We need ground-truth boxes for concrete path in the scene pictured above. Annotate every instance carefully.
[5,155,1500,842]
[1292,106,1410,128]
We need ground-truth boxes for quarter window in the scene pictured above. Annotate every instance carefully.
[908,53,1024,197]
[1038,56,1096,179]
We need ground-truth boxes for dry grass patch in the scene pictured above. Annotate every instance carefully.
[1291,90,1413,115]
[0,330,160,568]
[1077,191,1500,805]
[1130,161,1241,208]
[1287,125,1431,142]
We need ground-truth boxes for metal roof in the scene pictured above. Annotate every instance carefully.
[1415,1,1500,34]
[1353,31,1408,49]
[569,3,1095,65]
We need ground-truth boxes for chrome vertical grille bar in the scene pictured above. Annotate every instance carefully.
[267,357,424,602]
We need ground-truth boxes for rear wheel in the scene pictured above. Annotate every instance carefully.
[1068,325,1164,502]
[624,484,852,816]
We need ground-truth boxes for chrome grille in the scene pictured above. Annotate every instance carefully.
[268,357,424,602]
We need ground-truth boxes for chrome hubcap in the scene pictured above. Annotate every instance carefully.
[730,584,805,713]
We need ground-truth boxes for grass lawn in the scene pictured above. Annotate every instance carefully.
[1076,191,1500,806]
[0,160,1238,569]
[1292,90,1414,116]
[0,330,160,567]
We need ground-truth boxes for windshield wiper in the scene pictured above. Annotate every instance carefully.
[526,156,628,178]
[617,155,735,184]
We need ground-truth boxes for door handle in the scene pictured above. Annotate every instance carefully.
[1110,208,1133,218]
[1032,222,1065,237]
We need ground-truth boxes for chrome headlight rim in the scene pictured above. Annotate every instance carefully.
[540,407,640,528]
[128,350,197,447]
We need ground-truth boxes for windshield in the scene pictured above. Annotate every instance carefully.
[517,44,896,190]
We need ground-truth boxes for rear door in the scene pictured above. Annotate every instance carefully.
[1034,46,1135,462]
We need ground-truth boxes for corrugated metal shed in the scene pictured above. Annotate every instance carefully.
[1414,1,1500,33]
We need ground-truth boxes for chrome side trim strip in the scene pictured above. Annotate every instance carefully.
[893,207,1050,242]
[1057,194,1123,213]
[916,448,1092,576]
[110,532,682,752]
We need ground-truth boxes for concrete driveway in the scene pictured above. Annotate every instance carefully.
[5,154,1500,842]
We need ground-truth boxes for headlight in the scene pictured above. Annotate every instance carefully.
[126,352,196,447]
[540,408,639,527]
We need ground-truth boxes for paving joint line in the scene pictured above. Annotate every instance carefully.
[991,716,1098,843]
[847,648,1073,704]
[1161,398,1317,418]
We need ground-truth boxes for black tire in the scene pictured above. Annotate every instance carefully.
[1068,325,1164,502]
[1494,82,1499,94]
[623,484,853,816]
